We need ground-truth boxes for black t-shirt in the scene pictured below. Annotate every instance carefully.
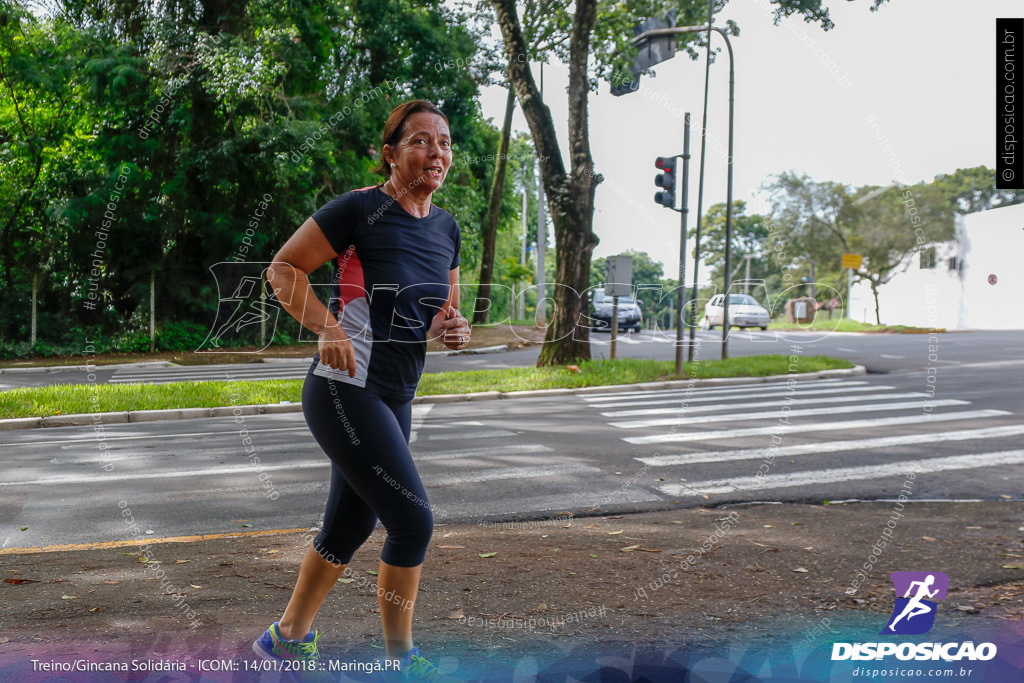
[308,184,461,400]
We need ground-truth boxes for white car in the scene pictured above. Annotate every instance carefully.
[701,293,771,330]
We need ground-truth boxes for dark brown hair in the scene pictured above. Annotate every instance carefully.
[374,100,450,179]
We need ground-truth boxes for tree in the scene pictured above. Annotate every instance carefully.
[490,0,890,365]
[849,182,955,324]
[473,84,516,325]
[933,166,1024,214]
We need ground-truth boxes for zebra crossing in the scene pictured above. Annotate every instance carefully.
[581,378,1021,502]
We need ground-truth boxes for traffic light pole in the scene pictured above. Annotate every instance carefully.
[634,24,734,360]
[675,113,691,376]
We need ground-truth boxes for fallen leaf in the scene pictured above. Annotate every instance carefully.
[804,547,814,551]
[436,545,465,549]
[604,516,623,520]
[966,526,983,529]
[337,578,355,583]
[634,547,662,553]
[999,553,1022,558]
[793,567,809,573]
[447,608,464,620]
[145,530,154,535]
[61,595,77,600]
[1001,495,1013,500]
[4,578,39,585]
[763,525,774,528]
[1000,565,1023,569]
[478,552,497,558]
[620,545,642,552]
[242,523,253,528]
[138,557,149,563]
[173,560,191,564]
[671,521,683,525]
[0,637,8,644]
[922,536,936,542]
[589,554,597,558]
[538,603,548,611]
[102,581,119,585]
[608,530,624,535]
[20,527,27,531]
[443,532,453,538]
[955,605,977,612]
[791,522,804,526]
[189,584,201,589]
[265,550,278,555]
[366,570,378,576]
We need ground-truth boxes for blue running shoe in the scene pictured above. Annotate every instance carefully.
[253,621,322,662]
[390,647,461,682]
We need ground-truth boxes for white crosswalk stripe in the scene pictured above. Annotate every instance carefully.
[658,450,1024,497]
[609,399,969,429]
[587,382,884,409]
[637,425,1024,466]
[599,392,927,417]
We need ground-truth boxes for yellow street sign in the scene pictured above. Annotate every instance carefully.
[841,253,863,269]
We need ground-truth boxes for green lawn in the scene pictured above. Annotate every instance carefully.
[0,355,854,420]
[767,316,939,334]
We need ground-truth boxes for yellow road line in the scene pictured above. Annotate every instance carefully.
[0,528,309,555]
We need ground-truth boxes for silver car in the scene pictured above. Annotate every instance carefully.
[701,293,771,330]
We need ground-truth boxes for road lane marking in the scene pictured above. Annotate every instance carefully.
[609,399,969,429]
[599,392,925,417]
[414,443,553,462]
[0,426,309,448]
[880,354,904,359]
[637,425,1024,466]
[587,384,886,409]
[623,409,1010,444]
[580,378,848,402]
[0,527,309,555]
[426,464,600,486]
[657,449,1024,497]
[0,461,332,486]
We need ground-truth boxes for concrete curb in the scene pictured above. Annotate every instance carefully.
[0,365,865,431]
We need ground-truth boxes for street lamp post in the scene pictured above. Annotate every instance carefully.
[633,24,735,360]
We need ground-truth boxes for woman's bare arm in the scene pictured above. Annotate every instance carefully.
[267,218,357,376]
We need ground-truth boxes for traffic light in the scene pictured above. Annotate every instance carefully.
[654,156,677,209]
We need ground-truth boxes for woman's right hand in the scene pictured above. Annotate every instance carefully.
[318,325,357,378]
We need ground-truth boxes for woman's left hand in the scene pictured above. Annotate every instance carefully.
[429,307,470,350]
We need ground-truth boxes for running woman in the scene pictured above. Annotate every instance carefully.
[254,100,470,681]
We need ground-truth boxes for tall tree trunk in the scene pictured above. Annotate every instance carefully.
[491,0,600,365]
[473,84,516,325]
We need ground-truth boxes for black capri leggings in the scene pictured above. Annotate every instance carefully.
[302,371,433,568]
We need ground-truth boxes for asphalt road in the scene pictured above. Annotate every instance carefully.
[3,329,1023,389]
[3,353,1022,550]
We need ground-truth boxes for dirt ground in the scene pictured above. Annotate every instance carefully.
[2,501,1022,680]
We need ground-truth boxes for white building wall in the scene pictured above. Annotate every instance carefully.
[850,202,1024,330]
[957,202,1024,330]
[849,242,961,329]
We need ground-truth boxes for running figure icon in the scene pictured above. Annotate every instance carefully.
[887,574,939,631]
[882,571,949,635]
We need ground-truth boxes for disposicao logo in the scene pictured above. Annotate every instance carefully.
[882,571,948,635]
[831,571,997,662]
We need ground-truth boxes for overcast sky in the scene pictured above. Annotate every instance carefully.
[475,0,1016,280]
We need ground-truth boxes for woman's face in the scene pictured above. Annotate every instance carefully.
[385,112,452,195]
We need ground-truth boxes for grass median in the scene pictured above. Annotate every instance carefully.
[767,317,940,333]
[0,355,854,420]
